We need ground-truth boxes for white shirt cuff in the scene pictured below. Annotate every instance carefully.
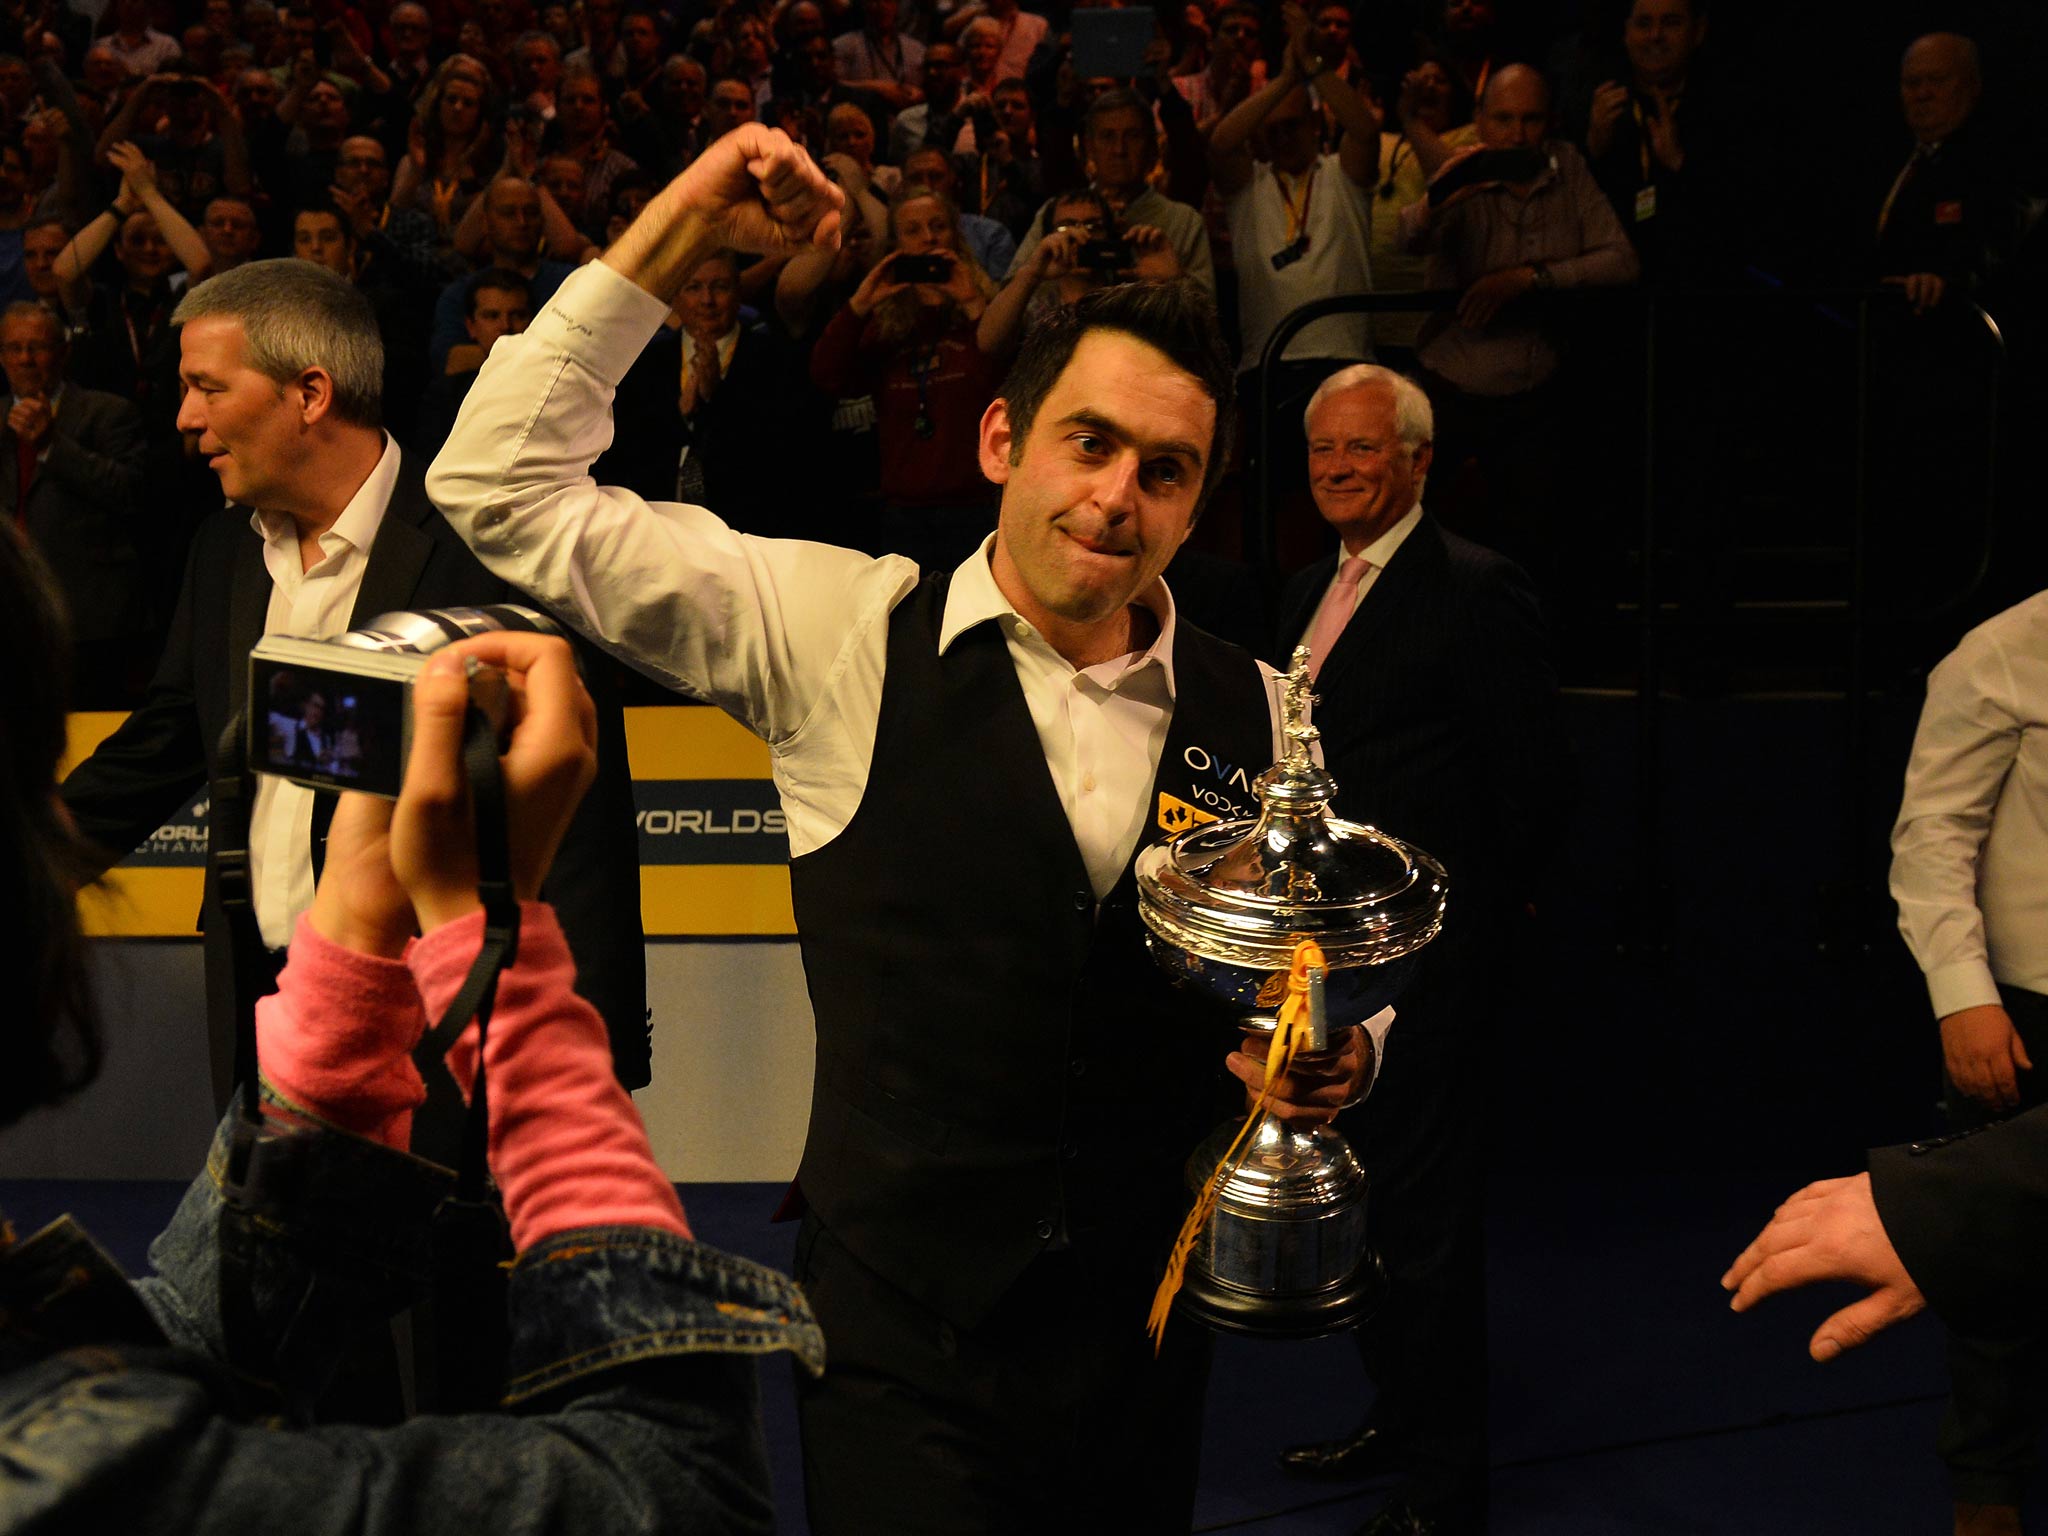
[1927,960,2003,1020]
[528,260,674,389]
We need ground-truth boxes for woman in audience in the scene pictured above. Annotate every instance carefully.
[0,530,819,1531]
[809,183,1002,570]
[392,55,498,243]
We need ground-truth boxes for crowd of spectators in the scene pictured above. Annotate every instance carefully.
[4,0,2041,708]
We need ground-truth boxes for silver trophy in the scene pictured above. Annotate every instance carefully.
[1135,648,1448,1336]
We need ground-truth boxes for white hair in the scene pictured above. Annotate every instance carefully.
[1303,363,1434,450]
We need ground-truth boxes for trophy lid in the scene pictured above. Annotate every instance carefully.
[1135,648,1448,973]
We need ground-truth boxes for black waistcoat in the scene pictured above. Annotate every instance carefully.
[788,575,1275,1328]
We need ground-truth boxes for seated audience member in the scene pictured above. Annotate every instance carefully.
[21,215,71,315]
[810,185,1002,570]
[1208,7,1380,378]
[431,177,577,374]
[550,65,638,226]
[1008,88,1216,295]
[100,0,183,78]
[778,33,888,147]
[293,202,358,279]
[977,186,1181,358]
[415,266,531,457]
[199,193,261,274]
[390,57,498,245]
[616,8,667,100]
[0,533,820,1526]
[901,145,1014,276]
[1873,32,2018,317]
[619,55,707,181]
[0,140,39,305]
[888,40,967,164]
[0,300,149,703]
[835,0,924,111]
[943,0,1048,82]
[99,69,252,220]
[54,141,210,424]
[827,100,899,198]
[539,152,594,237]
[1399,64,1637,566]
[1888,591,2048,1536]
[599,249,821,539]
[1583,0,1728,285]
[702,75,759,144]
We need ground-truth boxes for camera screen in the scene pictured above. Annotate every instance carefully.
[250,660,406,796]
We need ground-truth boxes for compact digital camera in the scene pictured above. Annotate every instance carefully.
[246,605,560,798]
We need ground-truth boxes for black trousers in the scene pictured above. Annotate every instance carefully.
[1936,983,2048,1505]
[1341,921,1496,1521]
[793,1212,1212,1535]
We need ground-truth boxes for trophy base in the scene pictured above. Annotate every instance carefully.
[1172,1248,1386,1340]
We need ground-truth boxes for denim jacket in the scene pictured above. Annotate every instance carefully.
[0,1102,823,1534]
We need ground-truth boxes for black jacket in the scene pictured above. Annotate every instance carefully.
[1,386,150,644]
[1275,517,1565,913]
[59,457,648,1100]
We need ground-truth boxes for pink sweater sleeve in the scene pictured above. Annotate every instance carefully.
[256,915,428,1150]
[411,903,691,1251]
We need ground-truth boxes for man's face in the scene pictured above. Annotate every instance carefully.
[337,137,389,199]
[903,149,955,197]
[1085,107,1153,192]
[983,331,1210,632]
[302,692,326,728]
[661,58,706,117]
[539,155,587,218]
[293,211,354,275]
[994,85,1033,139]
[1624,0,1700,87]
[827,108,874,164]
[1444,0,1494,40]
[303,80,349,134]
[84,48,127,95]
[622,14,660,63]
[203,199,260,262]
[586,0,622,35]
[867,0,899,33]
[734,17,769,69]
[560,74,605,139]
[706,80,755,136]
[923,44,964,105]
[517,38,562,93]
[1901,38,1978,144]
[677,257,740,336]
[23,226,65,298]
[801,37,837,89]
[1306,385,1429,550]
[236,69,281,120]
[389,5,431,58]
[1476,74,1548,149]
[0,58,31,114]
[486,181,543,259]
[1215,9,1261,65]
[284,12,317,55]
[117,213,173,283]
[1312,5,1351,58]
[0,312,63,398]
[465,283,533,353]
[177,316,308,507]
[785,3,825,49]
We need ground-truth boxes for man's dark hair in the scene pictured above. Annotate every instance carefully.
[0,530,102,1126]
[467,265,533,317]
[23,211,68,240]
[1082,86,1158,154]
[998,280,1236,518]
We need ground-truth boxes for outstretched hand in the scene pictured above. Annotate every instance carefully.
[1721,1172,1927,1361]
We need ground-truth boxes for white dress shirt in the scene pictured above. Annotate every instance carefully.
[248,436,403,947]
[431,262,1397,1074]
[1890,589,2048,1017]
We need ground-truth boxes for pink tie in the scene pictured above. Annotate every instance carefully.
[1305,556,1370,679]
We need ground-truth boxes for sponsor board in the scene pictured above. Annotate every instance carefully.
[61,706,798,938]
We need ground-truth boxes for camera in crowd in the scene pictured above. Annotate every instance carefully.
[247,606,559,797]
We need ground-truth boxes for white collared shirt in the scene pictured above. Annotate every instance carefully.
[1891,589,2048,1016]
[247,435,403,947]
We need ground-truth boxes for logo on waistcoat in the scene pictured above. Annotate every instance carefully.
[1158,791,1220,835]
[1165,744,1256,826]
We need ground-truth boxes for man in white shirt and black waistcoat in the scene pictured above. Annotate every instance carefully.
[429,124,1389,1533]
